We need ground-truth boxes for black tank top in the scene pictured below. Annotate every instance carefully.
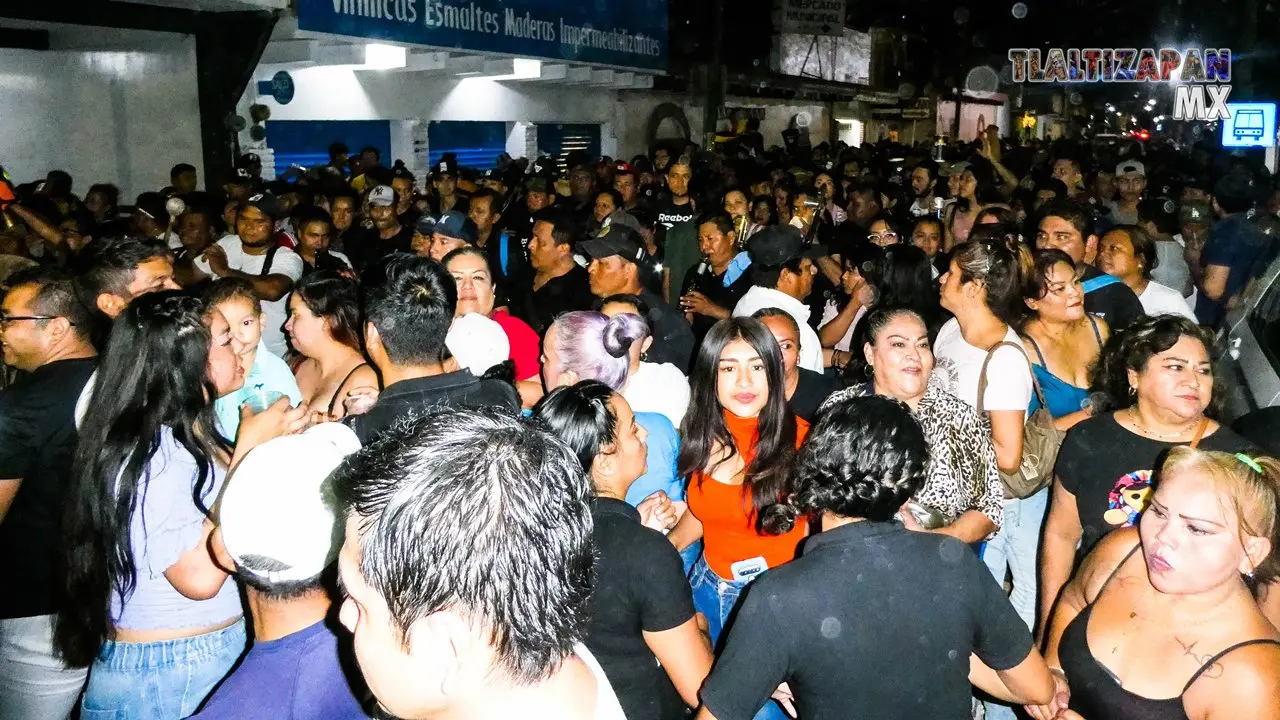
[1058,544,1280,719]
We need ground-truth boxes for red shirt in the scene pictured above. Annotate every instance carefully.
[687,411,809,579]
[491,309,541,382]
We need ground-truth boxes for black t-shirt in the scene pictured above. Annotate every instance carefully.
[584,498,695,720]
[344,370,520,445]
[679,261,753,341]
[512,264,596,336]
[700,521,1033,720]
[426,193,470,217]
[1082,264,1144,331]
[0,357,97,619]
[478,227,530,308]
[1056,413,1255,554]
[639,289,696,374]
[1233,407,1280,456]
[790,369,841,422]
[344,224,415,275]
[654,196,696,233]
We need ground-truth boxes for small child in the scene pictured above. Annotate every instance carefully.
[205,278,303,440]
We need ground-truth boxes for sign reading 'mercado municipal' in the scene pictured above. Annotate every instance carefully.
[301,0,668,72]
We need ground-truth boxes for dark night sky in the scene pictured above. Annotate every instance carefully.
[674,0,1280,104]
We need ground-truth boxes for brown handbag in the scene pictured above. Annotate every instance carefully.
[977,341,1067,499]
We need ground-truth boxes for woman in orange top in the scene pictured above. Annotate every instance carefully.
[670,317,807,659]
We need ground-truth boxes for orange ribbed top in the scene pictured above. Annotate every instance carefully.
[687,411,809,579]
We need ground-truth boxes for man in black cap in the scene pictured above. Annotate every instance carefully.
[731,225,825,373]
[581,223,694,372]
[504,173,559,256]
[194,192,303,356]
[131,192,175,248]
[238,153,263,181]
[1196,172,1269,326]
[427,211,478,262]
[567,164,597,223]
[346,185,414,274]
[223,167,256,202]
[428,158,468,216]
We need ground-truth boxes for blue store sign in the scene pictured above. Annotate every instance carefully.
[257,71,296,104]
[298,0,667,73]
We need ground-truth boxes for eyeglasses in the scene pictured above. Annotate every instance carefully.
[868,231,899,242]
[0,315,70,327]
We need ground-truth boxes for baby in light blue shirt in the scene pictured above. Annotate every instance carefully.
[206,279,303,440]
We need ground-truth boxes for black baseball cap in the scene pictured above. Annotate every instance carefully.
[133,192,168,222]
[746,225,826,266]
[580,224,648,264]
[237,152,261,169]
[240,192,283,220]
[433,158,459,177]
[434,211,477,244]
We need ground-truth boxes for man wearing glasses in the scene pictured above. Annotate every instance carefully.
[0,267,97,718]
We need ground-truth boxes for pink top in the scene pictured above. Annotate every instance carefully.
[492,309,542,381]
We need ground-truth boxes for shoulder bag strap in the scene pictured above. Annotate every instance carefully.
[1082,274,1121,293]
[977,340,1050,415]
[260,242,280,276]
[1188,417,1210,448]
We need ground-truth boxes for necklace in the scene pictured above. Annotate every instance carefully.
[1128,408,1199,440]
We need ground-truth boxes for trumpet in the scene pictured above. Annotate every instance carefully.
[732,213,750,249]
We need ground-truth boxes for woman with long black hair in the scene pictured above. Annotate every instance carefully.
[56,291,307,719]
[670,316,804,619]
[669,317,803,719]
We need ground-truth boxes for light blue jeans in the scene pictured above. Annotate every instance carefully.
[981,487,1049,720]
[689,555,790,720]
[80,619,246,720]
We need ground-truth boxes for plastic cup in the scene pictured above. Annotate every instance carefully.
[241,389,285,414]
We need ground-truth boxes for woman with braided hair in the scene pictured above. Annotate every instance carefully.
[695,395,1054,719]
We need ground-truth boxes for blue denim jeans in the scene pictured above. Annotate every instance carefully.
[689,555,790,720]
[981,487,1049,720]
[80,619,246,720]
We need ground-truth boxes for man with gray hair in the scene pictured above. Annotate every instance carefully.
[333,407,626,719]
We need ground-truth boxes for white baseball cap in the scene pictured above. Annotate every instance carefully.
[368,185,396,207]
[446,312,510,377]
[219,423,362,585]
[1116,160,1145,178]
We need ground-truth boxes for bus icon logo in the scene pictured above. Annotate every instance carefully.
[1234,109,1265,140]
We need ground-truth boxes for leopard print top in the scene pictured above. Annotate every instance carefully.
[820,380,1004,534]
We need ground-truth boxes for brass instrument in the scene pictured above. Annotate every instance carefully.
[731,213,750,250]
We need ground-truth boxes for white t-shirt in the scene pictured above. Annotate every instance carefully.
[577,644,627,720]
[623,362,690,429]
[932,318,1032,412]
[733,286,824,373]
[818,301,868,353]
[195,236,304,357]
[1139,280,1196,320]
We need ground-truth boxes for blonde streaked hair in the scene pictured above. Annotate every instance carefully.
[1160,446,1280,584]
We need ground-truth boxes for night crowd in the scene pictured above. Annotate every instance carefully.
[1,125,1280,720]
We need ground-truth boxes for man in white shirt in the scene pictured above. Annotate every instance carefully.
[333,408,627,720]
[193,193,302,357]
[732,226,825,373]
